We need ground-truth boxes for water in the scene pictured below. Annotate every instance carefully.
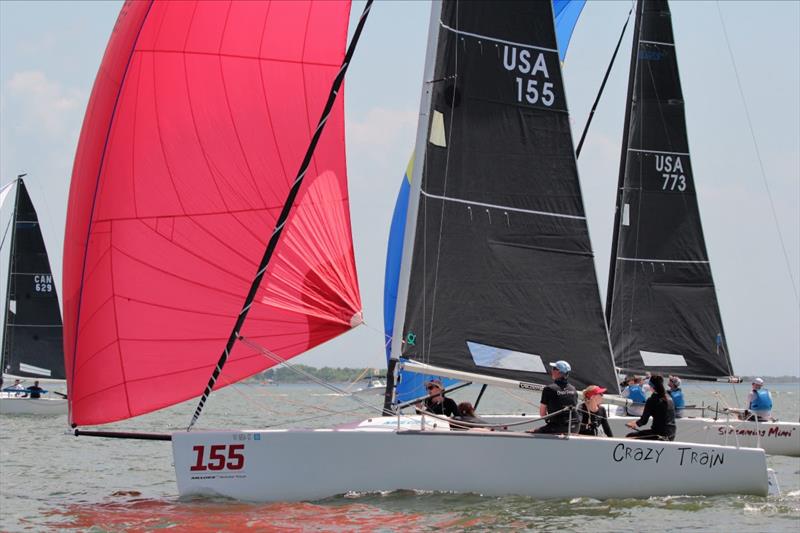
[1,382,798,531]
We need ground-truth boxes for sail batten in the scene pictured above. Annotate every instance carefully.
[606,0,734,381]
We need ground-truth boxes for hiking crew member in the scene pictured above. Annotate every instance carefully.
[530,360,578,434]
[625,374,676,441]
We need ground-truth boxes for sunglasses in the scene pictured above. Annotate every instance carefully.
[426,385,440,391]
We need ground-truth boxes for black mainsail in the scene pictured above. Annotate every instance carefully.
[1,178,65,381]
[606,0,734,381]
[390,0,618,393]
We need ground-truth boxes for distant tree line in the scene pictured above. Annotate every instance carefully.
[258,365,383,384]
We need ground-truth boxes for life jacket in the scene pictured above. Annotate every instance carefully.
[749,389,772,412]
[669,389,685,410]
[627,384,646,404]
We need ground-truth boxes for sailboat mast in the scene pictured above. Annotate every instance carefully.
[0,176,22,383]
[605,0,643,325]
[383,0,444,412]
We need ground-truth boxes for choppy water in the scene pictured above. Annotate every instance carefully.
[1,381,798,531]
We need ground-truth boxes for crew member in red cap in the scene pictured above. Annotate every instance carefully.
[578,385,613,437]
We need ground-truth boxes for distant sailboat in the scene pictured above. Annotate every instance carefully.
[0,177,67,415]
[65,0,770,501]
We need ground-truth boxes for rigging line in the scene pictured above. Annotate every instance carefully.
[715,1,799,306]
[186,0,375,431]
[576,3,633,159]
[425,0,460,361]
[238,336,387,417]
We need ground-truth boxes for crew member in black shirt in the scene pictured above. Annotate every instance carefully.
[529,360,578,434]
[416,378,458,417]
[26,380,45,399]
[625,374,676,441]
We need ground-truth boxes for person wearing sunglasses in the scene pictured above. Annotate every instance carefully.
[415,378,459,418]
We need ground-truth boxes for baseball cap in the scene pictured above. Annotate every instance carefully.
[549,360,571,374]
[752,378,764,385]
[583,385,607,399]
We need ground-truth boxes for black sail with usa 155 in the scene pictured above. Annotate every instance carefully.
[606,0,734,381]
[393,0,618,391]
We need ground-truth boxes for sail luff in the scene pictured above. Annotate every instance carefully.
[0,179,20,379]
[388,1,444,365]
[605,0,643,325]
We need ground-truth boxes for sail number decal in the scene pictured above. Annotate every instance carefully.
[190,444,245,471]
[655,155,687,191]
[34,274,54,293]
[503,46,555,107]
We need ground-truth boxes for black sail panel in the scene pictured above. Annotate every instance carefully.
[400,0,618,391]
[607,0,733,380]
[1,179,65,380]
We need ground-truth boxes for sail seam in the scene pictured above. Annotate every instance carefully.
[617,257,709,264]
[439,21,558,54]
[420,189,585,220]
[639,39,674,47]
[628,148,689,156]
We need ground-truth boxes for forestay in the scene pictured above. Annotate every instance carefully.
[64,0,360,426]
[606,0,734,381]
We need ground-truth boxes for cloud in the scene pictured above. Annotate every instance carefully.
[347,107,417,150]
[6,70,83,136]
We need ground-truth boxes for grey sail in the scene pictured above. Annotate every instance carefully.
[1,179,65,381]
[606,0,734,381]
[393,0,618,392]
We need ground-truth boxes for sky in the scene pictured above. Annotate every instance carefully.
[0,1,798,377]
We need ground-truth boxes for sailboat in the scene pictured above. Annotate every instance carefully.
[0,177,67,416]
[65,0,770,501]
[385,0,799,458]
[600,0,799,457]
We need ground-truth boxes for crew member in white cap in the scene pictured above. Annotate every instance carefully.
[745,378,773,421]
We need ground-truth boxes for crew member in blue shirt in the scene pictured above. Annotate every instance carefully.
[745,378,773,421]
[668,376,686,418]
[621,375,647,417]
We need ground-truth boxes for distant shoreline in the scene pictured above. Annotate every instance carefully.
[251,366,799,385]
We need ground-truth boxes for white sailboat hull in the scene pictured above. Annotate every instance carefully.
[479,412,800,457]
[0,394,67,416]
[606,413,800,457]
[172,421,768,502]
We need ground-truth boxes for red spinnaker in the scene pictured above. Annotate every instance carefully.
[64,0,360,426]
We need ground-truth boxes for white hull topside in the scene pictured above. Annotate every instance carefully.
[173,417,768,502]
[0,394,67,416]
[478,412,800,458]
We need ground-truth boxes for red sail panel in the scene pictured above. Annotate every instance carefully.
[64,0,359,426]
